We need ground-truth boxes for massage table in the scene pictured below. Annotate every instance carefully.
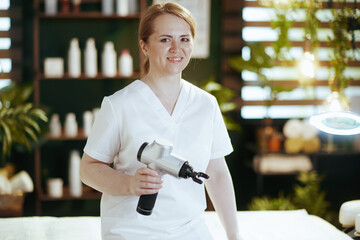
[0,210,351,240]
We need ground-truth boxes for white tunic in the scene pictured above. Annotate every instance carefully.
[84,80,233,240]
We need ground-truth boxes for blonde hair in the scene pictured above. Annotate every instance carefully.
[138,2,196,75]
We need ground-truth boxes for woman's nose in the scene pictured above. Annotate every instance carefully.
[169,41,180,53]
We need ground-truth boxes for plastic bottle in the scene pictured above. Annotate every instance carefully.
[83,111,93,137]
[68,38,81,78]
[64,112,78,137]
[118,49,133,77]
[116,0,129,16]
[72,0,81,12]
[69,150,82,197]
[102,41,117,77]
[45,0,58,15]
[49,113,62,137]
[129,0,139,14]
[61,0,70,13]
[84,38,98,78]
[102,0,114,16]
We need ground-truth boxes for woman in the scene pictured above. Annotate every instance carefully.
[80,2,241,240]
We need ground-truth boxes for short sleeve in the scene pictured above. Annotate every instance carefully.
[210,98,233,159]
[83,97,121,163]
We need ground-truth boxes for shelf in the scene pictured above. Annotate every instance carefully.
[40,186,101,201]
[33,0,147,216]
[37,12,141,20]
[43,128,88,141]
[39,72,141,80]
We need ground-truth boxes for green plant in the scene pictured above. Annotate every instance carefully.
[228,42,294,111]
[201,77,241,132]
[292,171,330,218]
[0,84,48,166]
[328,7,359,94]
[248,171,335,223]
[230,0,360,115]
[248,193,297,211]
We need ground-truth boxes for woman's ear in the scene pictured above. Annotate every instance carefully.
[139,40,148,57]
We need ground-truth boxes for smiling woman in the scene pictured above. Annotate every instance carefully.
[79,2,241,240]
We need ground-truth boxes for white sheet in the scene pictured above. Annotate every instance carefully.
[0,216,101,240]
[204,210,351,240]
[0,210,351,240]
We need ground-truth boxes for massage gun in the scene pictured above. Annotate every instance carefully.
[136,139,209,215]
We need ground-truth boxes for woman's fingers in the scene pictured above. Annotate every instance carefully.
[130,167,163,196]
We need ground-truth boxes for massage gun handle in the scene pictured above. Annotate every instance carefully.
[137,193,158,216]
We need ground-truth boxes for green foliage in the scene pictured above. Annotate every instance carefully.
[248,193,297,211]
[0,84,48,165]
[228,42,275,83]
[228,42,294,108]
[248,171,335,222]
[301,1,320,49]
[328,7,359,93]
[201,77,241,132]
[292,171,330,218]
[229,0,358,112]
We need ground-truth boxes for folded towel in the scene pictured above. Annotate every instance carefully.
[254,154,313,173]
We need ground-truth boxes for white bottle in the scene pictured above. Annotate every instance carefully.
[84,38,98,78]
[118,49,133,77]
[45,0,58,15]
[68,38,81,78]
[69,150,82,197]
[49,113,62,137]
[83,111,93,137]
[102,0,114,16]
[116,0,129,16]
[64,113,78,137]
[102,41,117,77]
[129,0,139,14]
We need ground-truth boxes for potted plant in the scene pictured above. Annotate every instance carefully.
[0,83,48,165]
[0,83,47,215]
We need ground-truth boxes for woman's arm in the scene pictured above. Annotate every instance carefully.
[80,153,163,196]
[205,157,242,240]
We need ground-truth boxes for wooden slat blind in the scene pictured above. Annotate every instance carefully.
[0,1,22,84]
[221,0,360,119]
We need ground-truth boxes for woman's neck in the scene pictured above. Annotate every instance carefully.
[141,73,182,96]
[141,73,183,115]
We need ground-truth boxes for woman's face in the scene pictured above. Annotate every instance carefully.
[140,14,194,77]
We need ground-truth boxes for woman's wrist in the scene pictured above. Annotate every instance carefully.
[227,231,242,240]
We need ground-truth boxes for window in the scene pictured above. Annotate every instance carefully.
[0,0,21,89]
[222,0,360,119]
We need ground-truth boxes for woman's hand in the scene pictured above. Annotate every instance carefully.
[129,167,163,196]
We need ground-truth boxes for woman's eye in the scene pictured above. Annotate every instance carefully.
[181,38,190,42]
[160,38,170,42]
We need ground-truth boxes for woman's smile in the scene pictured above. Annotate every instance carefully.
[167,56,183,63]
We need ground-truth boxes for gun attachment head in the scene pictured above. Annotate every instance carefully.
[179,161,209,184]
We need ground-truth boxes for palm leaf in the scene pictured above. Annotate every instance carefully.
[29,109,48,122]
[0,121,12,158]
[24,126,39,143]
[20,115,41,133]
[0,83,48,164]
